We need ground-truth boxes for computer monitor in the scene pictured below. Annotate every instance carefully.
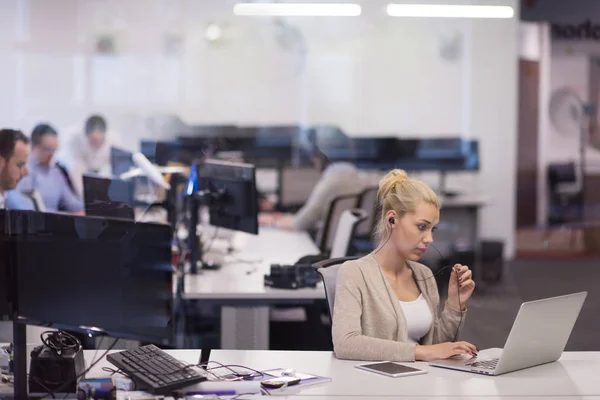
[0,235,11,318]
[313,125,349,150]
[83,175,135,221]
[196,159,259,235]
[141,140,158,163]
[414,138,480,171]
[248,126,302,159]
[1,210,174,345]
[185,159,258,274]
[317,137,402,166]
[152,140,211,166]
[111,147,135,177]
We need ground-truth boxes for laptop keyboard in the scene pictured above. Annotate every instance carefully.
[466,358,499,370]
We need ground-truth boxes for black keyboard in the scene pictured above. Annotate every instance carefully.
[107,344,208,395]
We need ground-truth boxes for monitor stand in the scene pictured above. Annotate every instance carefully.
[199,348,211,370]
[188,192,223,274]
[438,171,460,198]
[12,321,27,399]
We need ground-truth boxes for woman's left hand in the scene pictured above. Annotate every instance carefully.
[447,264,475,311]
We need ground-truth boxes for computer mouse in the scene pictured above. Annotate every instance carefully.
[282,368,296,376]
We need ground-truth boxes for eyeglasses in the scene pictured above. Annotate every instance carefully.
[39,145,57,154]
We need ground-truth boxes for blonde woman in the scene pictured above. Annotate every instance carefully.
[332,169,477,362]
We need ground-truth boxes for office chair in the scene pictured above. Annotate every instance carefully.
[270,210,365,327]
[352,186,379,254]
[316,193,362,255]
[314,257,358,319]
[354,187,378,237]
[330,209,368,258]
[545,162,584,248]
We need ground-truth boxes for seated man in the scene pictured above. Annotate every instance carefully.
[0,129,33,210]
[260,149,365,231]
[16,123,84,214]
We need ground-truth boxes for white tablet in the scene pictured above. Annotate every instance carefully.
[355,361,427,378]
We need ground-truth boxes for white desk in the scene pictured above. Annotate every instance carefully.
[3,348,600,398]
[182,227,323,350]
[182,349,600,398]
[7,349,593,399]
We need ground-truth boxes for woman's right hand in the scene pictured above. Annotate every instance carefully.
[415,341,478,361]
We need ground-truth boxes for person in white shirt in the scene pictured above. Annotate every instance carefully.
[57,115,121,198]
[259,148,365,231]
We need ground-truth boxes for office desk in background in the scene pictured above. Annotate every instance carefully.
[182,227,323,350]
[2,349,598,399]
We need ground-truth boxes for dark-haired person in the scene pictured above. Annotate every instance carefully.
[0,129,35,210]
[17,123,84,214]
[57,114,121,197]
[259,148,365,231]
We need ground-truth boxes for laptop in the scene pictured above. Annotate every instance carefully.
[430,291,587,376]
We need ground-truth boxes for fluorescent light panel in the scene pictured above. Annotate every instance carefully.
[233,3,361,17]
[386,4,514,19]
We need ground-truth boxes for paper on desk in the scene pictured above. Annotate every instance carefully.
[116,390,165,400]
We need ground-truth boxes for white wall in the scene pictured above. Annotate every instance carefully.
[0,0,520,257]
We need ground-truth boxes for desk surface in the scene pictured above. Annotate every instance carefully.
[84,349,600,398]
[183,227,324,300]
[2,348,598,398]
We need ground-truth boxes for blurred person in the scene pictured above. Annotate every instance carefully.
[17,123,84,214]
[0,129,35,210]
[259,148,365,231]
[57,114,121,197]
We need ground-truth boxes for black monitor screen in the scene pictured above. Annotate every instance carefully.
[0,235,10,318]
[154,140,213,166]
[141,140,158,163]
[196,159,258,235]
[110,147,135,177]
[83,175,135,221]
[5,210,174,345]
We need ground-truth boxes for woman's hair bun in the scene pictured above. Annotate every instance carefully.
[378,169,409,199]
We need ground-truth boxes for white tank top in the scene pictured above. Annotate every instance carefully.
[399,294,433,344]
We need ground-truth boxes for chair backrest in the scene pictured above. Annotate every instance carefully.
[314,257,358,318]
[316,193,361,253]
[547,162,580,190]
[355,187,379,237]
[330,209,368,258]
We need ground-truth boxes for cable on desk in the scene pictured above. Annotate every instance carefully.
[40,331,82,356]
[201,362,265,381]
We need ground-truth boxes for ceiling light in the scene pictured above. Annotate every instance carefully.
[233,3,361,17]
[386,4,514,19]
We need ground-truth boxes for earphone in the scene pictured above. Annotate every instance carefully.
[375,215,463,343]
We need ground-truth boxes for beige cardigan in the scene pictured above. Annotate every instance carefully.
[332,254,466,362]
